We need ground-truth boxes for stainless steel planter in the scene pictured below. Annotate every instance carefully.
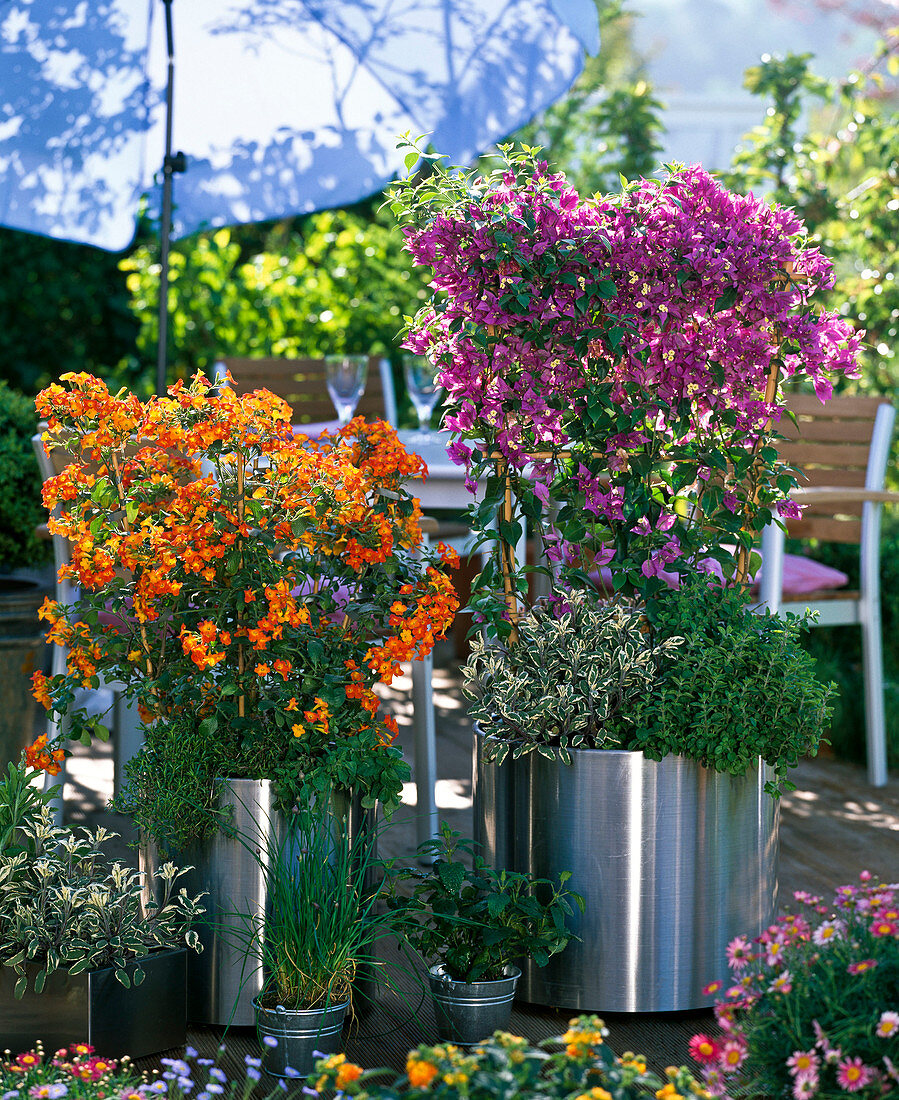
[140,780,375,1027]
[0,948,186,1057]
[141,777,278,1026]
[473,730,779,1012]
[254,997,348,1078]
[428,964,520,1045]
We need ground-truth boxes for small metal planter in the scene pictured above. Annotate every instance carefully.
[254,997,349,1078]
[0,947,186,1058]
[427,964,520,1045]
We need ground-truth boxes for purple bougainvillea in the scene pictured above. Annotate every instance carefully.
[390,144,861,634]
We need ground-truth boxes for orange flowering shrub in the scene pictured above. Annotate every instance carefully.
[30,372,457,815]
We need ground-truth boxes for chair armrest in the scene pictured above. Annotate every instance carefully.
[791,487,899,506]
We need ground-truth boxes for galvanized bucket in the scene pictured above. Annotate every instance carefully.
[254,997,349,1078]
[473,728,779,1013]
[428,964,520,1045]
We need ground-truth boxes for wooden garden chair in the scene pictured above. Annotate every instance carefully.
[213,355,398,428]
[756,393,899,786]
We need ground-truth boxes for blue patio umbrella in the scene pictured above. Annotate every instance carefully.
[0,0,599,391]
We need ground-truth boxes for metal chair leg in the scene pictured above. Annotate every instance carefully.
[410,649,438,849]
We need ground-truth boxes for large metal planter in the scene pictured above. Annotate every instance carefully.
[141,777,279,1026]
[0,947,186,1058]
[140,779,375,1027]
[473,729,779,1013]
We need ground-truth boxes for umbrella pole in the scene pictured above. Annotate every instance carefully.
[156,0,186,395]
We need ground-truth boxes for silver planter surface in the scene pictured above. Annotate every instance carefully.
[254,997,349,1078]
[140,780,375,1027]
[473,729,779,1013]
[0,948,186,1058]
[141,777,278,1026]
[427,964,520,1045]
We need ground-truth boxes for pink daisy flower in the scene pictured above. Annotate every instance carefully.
[769,970,793,994]
[689,1034,722,1065]
[726,936,752,970]
[812,919,844,946]
[812,1021,842,1064]
[847,958,878,975]
[876,1011,899,1039]
[703,979,724,997]
[787,1050,820,1080]
[702,1067,728,1098]
[836,1057,873,1092]
[792,1076,819,1099]
[870,918,897,937]
[719,1040,747,1073]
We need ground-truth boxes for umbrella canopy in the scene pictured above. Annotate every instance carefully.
[0,0,600,252]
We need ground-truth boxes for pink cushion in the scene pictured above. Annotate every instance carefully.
[756,553,848,597]
[591,552,848,597]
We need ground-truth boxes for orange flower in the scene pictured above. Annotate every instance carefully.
[406,1057,439,1088]
[335,1063,363,1089]
[24,734,67,776]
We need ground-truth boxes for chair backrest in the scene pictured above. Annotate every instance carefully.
[214,356,398,427]
[777,393,896,545]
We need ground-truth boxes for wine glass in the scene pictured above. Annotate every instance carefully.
[325,354,368,425]
[403,354,443,441]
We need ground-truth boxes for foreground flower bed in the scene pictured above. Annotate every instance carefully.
[691,873,899,1099]
[3,1021,707,1100]
[311,1016,708,1098]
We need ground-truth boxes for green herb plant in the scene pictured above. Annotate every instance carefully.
[631,576,835,792]
[385,823,584,984]
[230,807,397,1012]
[111,712,255,858]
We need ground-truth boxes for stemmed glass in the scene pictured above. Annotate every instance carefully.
[403,354,443,442]
[325,354,368,425]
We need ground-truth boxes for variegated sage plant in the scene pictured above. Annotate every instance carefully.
[462,595,682,764]
[0,762,204,998]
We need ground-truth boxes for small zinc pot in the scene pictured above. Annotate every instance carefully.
[0,947,186,1058]
[254,996,349,1078]
[427,964,520,1045]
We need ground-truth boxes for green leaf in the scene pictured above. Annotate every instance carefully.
[435,860,466,893]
